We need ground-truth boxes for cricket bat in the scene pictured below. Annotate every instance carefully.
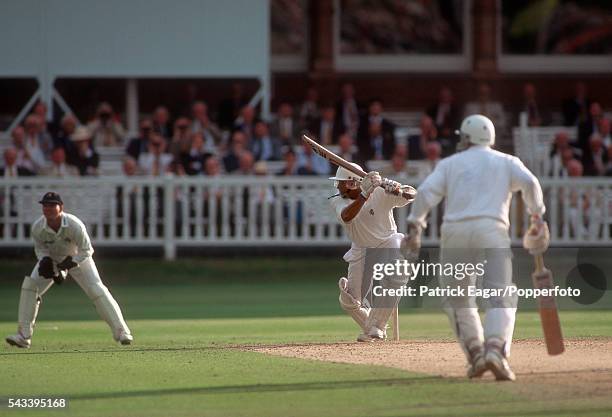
[302,134,416,201]
[532,254,565,355]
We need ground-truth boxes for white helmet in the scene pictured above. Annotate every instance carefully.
[456,114,495,149]
[329,163,362,188]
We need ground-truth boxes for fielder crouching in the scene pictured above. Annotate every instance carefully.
[329,164,415,342]
[6,192,133,348]
[403,115,549,381]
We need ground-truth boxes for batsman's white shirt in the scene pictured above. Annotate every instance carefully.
[32,212,93,265]
[330,187,408,249]
[408,145,545,229]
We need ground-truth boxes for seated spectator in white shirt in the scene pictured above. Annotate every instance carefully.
[296,142,330,176]
[43,147,79,177]
[138,133,173,176]
[191,101,222,153]
[1,148,35,177]
[11,126,39,174]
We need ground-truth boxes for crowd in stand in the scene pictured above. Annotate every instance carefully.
[2,81,611,180]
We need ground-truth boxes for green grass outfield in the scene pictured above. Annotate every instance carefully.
[1,257,611,417]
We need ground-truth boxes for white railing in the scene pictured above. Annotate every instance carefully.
[1,176,610,259]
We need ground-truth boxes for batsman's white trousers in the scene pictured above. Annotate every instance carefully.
[342,233,404,329]
[439,218,517,358]
[18,257,131,340]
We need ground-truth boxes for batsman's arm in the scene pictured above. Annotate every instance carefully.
[340,194,368,223]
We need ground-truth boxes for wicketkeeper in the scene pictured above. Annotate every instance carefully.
[329,164,415,341]
[6,192,133,348]
[403,114,549,380]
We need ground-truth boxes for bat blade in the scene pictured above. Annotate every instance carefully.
[532,256,565,355]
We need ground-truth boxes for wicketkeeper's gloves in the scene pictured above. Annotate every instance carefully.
[57,256,78,271]
[38,256,56,279]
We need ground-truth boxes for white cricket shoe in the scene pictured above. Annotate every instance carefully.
[115,330,133,345]
[467,352,487,379]
[357,326,385,342]
[485,340,515,381]
[5,332,31,349]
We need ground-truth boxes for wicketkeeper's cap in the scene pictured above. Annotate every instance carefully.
[39,192,63,205]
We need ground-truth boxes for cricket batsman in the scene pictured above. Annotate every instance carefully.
[329,164,415,342]
[6,192,133,348]
[403,114,550,381]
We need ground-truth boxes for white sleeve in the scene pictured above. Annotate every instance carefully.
[407,162,447,228]
[510,157,545,216]
[330,196,350,224]
[72,220,94,264]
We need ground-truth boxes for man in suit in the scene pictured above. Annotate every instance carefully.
[250,121,283,162]
[308,104,344,145]
[357,99,395,161]
[336,83,361,138]
[1,148,35,177]
[427,87,460,139]
[271,102,300,146]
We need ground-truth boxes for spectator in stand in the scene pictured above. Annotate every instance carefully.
[152,106,172,140]
[423,141,442,176]
[138,133,173,176]
[181,132,212,175]
[250,121,283,162]
[583,133,608,176]
[271,102,299,146]
[463,82,506,134]
[1,148,35,177]
[380,152,409,179]
[234,151,255,176]
[309,103,343,145]
[426,86,460,139]
[299,87,320,130]
[88,102,126,147]
[276,149,298,176]
[218,82,248,130]
[336,82,360,138]
[606,146,612,176]
[11,126,40,174]
[578,102,604,154]
[169,117,192,160]
[520,83,543,127]
[32,100,57,141]
[296,142,329,176]
[357,98,395,161]
[42,147,79,177]
[54,114,78,155]
[599,118,611,148]
[407,115,438,160]
[203,156,222,177]
[126,119,154,161]
[191,101,222,153]
[336,132,361,165]
[234,105,258,144]
[549,131,581,176]
[122,157,139,176]
[222,130,248,173]
[68,127,99,176]
[563,81,590,127]
[23,114,50,170]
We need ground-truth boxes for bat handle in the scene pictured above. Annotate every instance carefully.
[534,254,544,273]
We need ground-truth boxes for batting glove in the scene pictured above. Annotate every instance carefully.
[360,171,382,199]
[523,215,550,255]
[382,178,401,195]
[400,222,422,261]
